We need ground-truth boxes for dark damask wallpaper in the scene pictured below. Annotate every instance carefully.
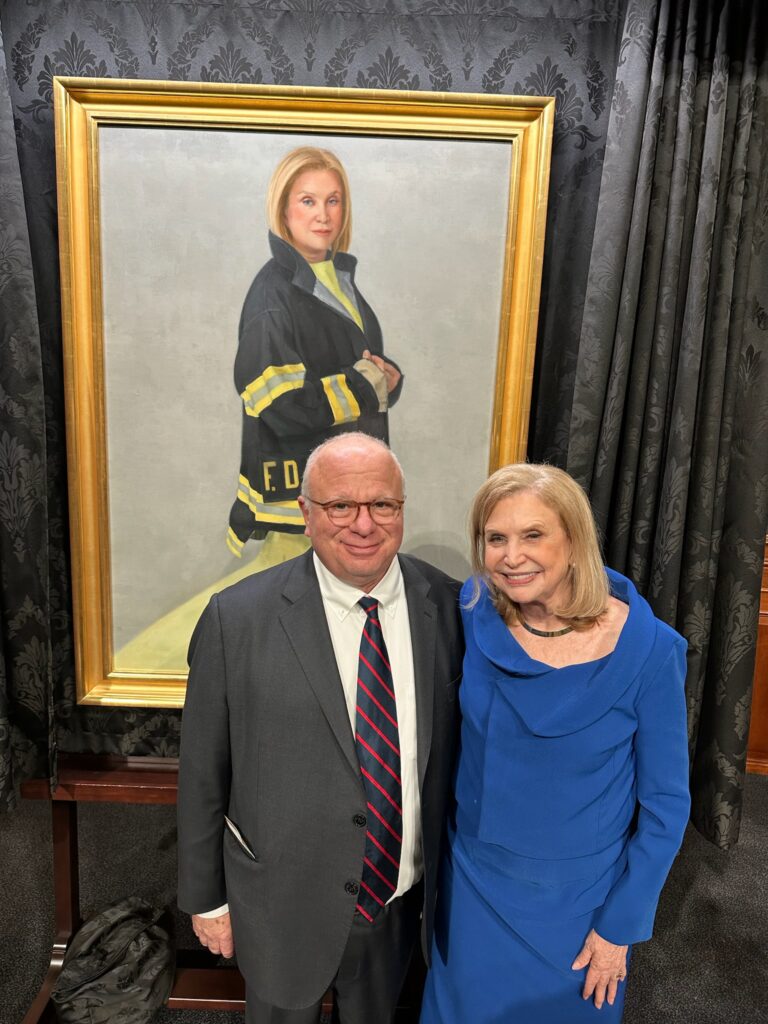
[0,0,624,803]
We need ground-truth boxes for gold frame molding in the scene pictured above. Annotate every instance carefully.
[54,76,554,708]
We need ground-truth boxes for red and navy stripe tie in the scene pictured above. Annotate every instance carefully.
[354,596,402,921]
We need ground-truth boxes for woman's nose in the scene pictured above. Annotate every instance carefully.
[501,542,522,564]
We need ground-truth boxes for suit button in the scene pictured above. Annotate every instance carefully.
[353,813,367,828]
[345,881,359,896]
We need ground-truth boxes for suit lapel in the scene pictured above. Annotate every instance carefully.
[279,552,360,777]
[400,556,437,792]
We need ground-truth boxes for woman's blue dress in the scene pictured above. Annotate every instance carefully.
[420,570,690,1024]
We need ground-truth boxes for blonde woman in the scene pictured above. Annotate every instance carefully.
[227,146,402,558]
[421,464,690,1023]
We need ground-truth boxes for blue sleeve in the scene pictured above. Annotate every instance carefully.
[593,635,690,945]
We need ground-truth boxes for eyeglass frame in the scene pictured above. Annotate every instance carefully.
[303,496,406,524]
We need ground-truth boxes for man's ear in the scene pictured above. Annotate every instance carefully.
[298,495,312,537]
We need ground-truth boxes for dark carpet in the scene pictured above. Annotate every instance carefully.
[2,774,766,1023]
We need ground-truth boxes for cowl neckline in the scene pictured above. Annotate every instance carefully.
[465,569,658,736]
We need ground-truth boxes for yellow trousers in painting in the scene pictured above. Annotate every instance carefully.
[114,532,311,675]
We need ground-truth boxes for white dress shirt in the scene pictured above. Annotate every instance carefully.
[313,552,422,902]
[199,553,422,918]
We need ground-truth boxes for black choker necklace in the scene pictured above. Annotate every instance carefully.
[520,619,574,638]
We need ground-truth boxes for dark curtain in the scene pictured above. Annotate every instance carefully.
[568,0,768,848]
[0,0,624,810]
[0,23,56,809]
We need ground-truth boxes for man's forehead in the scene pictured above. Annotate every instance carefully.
[315,448,396,477]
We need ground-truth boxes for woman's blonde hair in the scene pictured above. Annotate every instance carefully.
[266,146,352,255]
[467,463,609,628]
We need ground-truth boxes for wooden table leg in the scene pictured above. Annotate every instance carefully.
[22,801,80,1024]
[51,800,81,937]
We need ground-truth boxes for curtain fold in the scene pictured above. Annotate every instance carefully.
[0,21,56,809]
[570,0,768,848]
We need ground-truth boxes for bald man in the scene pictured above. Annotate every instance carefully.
[178,434,463,1023]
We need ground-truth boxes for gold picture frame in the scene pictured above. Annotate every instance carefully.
[54,77,554,708]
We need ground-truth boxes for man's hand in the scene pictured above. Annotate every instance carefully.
[192,912,235,958]
[571,928,628,1009]
[362,350,402,393]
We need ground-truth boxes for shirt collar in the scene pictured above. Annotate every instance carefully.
[313,552,403,621]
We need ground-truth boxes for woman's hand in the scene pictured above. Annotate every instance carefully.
[362,350,402,393]
[571,929,628,1009]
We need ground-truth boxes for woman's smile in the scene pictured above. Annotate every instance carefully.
[484,492,572,617]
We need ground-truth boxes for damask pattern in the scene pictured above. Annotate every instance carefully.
[0,0,764,849]
[0,28,54,811]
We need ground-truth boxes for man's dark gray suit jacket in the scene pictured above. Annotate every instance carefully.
[177,549,463,1010]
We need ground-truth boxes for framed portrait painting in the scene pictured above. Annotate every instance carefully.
[53,77,554,707]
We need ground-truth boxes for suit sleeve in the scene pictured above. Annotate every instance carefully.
[177,595,233,915]
[235,308,382,438]
[593,637,691,945]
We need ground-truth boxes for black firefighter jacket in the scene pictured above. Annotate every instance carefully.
[227,232,403,553]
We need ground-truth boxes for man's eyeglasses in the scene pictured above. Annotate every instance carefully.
[304,497,405,525]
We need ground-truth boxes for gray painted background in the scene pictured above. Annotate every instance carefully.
[99,127,511,646]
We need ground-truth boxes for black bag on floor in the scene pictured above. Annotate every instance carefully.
[51,896,175,1023]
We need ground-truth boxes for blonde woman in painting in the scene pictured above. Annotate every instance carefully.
[115,146,402,672]
[227,145,404,557]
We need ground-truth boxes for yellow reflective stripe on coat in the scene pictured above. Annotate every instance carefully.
[322,374,361,425]
[236,476,305,526]
[226,527,245,558]
[241,363,306,418]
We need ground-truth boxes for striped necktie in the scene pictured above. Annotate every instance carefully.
[354,596,402,921]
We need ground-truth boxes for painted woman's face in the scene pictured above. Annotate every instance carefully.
[283,168,344,263]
